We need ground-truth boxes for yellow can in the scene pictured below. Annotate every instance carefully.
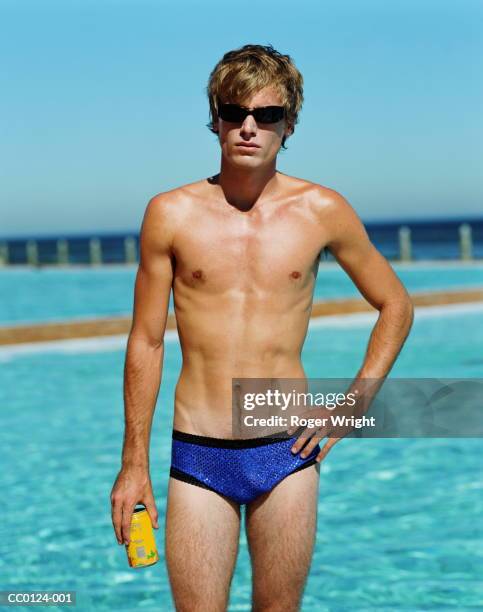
[125,505,159,568]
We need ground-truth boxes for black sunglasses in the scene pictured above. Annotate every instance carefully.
[218,103,285,124]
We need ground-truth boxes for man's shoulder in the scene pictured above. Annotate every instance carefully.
[148,179,205,210]
[144,178,207,224]
[282,173,353,216]
[284,175,366,247]
[308,182,350,212]
[301,181,367,247]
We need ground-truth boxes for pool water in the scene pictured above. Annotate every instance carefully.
[1,307,482,610]
[1,262,483,325]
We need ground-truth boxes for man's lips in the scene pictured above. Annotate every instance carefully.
[235,142,261,148]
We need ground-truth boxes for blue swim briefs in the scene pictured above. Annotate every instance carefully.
[170,429,320,505]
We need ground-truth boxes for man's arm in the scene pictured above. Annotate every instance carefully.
[323,190,414,378]
[111,193,175,545]
[289,189,414,462]
[122,194,175,468]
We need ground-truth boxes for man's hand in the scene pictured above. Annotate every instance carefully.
[110,466,159,545]
[287,406,345,464]
[287,392,371,463]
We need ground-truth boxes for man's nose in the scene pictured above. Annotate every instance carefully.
[240,113,257,135]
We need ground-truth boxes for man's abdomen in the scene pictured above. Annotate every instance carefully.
[172,305,311,437]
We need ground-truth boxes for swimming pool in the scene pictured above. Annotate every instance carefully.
[1,262,483,325]
[1,306,482,610]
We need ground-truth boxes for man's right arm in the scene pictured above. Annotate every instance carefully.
[110,193,176,545]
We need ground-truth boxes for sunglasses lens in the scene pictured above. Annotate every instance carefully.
[254,107,285,123]
[218,104,285,124]
[218,104,246,122]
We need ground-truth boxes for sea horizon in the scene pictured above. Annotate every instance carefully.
[1,215,483,264]
[2,213,483,242]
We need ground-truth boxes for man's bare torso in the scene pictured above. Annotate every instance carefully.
[151,171,335,436]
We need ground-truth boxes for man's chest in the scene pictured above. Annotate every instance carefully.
[172,207,325,292]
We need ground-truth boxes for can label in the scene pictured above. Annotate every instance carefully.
[126,507,159,568]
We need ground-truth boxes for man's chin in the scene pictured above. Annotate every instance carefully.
[228,153,265,167]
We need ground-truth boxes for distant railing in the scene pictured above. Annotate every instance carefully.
[0,224,478,266]
[0,236,140,266]
[396,223,473,262]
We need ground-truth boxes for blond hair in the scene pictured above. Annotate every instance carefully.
[206,44,304,150]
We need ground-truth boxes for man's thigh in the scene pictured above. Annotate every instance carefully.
[165,478,241,612]
[245,463,320,612]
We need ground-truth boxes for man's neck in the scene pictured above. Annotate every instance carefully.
[215,157,280,212]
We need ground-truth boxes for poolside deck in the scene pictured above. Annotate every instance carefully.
[1,287,483,346]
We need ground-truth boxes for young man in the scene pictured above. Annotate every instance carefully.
[111,44,414,611]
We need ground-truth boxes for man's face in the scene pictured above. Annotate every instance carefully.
[214,86,292,168]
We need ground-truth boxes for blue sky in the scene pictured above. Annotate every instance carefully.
[1,0,482,238]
